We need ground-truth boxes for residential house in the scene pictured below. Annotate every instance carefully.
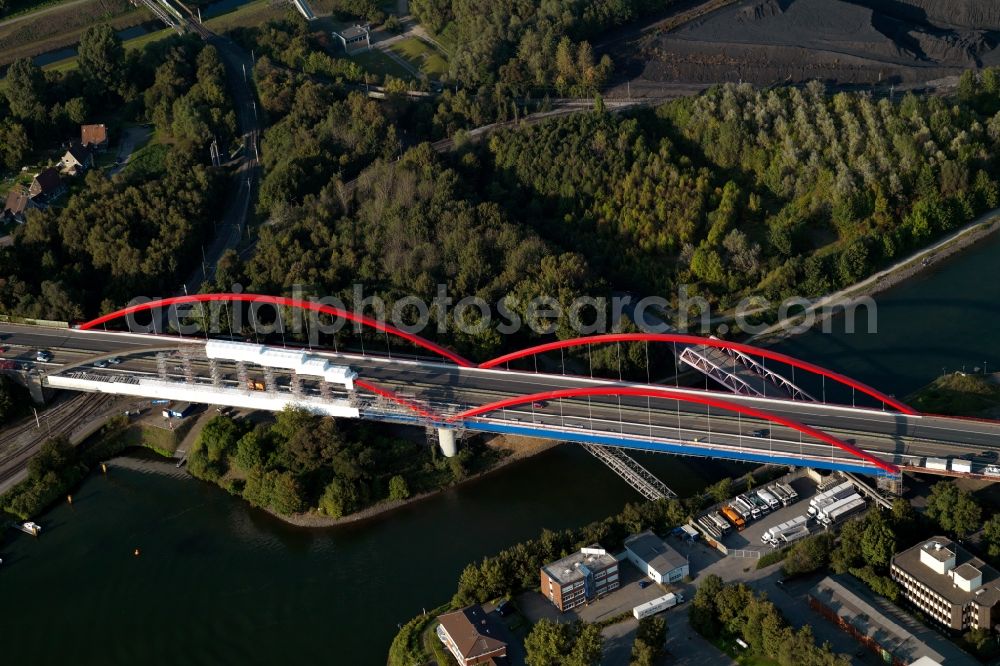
[436,606,507,666]
[3,187,38,224]
[60,141,93,175]
[81,123,109,150]
[28,168,66,204]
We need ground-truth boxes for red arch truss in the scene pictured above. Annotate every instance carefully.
[447,385,899,474]
[78,294,473,367]
[480,333,916,415]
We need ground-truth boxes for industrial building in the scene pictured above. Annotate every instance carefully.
[809,574,971,666]
[890,537,1000,632]
[623,530,689,584]
[540,545,619,612]
[436,606,507,666]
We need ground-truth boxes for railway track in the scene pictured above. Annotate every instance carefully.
[0,393,116,489]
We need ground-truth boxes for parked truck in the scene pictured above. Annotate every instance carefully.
[756,488,781,510]
[924,457,949,471]
[739,495,761,519]
[769,484,790,505]
[777,482,798,502]
[761,515,808,545]
[778,525,811,545]
[815,493,861,521]
[818,497,865,525]
[952,459,973,474]
[722,505,746,530]
[807,482,856,517]
[697,517,721,539]
[709,512,731,533]
[633,592,683,619]
[732,497,754,520]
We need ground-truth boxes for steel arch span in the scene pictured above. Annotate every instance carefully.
[479,333,917,415]
[78,294,474,367]
[446,386,900,475]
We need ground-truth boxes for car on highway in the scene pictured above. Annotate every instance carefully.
[0,346,7,354]
[532,401,547,409]
[35,350,52,362]
[93,359,108,368]
[108,356,122,365]
[751,429,769,438]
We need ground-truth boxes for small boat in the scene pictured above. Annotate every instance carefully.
[16,522,41,536]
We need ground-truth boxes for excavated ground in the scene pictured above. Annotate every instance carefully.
[619,0,1000,87]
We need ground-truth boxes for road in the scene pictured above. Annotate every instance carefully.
[181,29,260,292]
[3,324,1000,476]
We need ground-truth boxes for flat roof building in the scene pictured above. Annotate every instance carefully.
[540,545,619,612]
[333,24,370,54]
[809,574,971,666]
[891,536,1000,632]
[624,530,689,584]
[436,606,507,666]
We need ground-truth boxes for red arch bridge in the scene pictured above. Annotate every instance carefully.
[4,293,1000,494]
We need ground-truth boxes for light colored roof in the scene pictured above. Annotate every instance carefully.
[541,545,617,585]
[625,530,687,574]
[336,24,369,39]
[810,574,971,664]
[894,536,1000,606]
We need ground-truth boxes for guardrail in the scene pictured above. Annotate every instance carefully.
[0,315,69,328]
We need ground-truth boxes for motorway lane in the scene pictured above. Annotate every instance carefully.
[3,324,1000,467]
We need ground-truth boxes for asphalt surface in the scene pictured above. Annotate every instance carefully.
[2,324,1000,475]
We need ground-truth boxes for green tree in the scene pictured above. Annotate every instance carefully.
[524,619,570,666]
[860,510,896,569]
[565,623,603,666]
[4,58,46,121]
[0,119,29,170]
[983,514,1000,558]
[78,24,125,95]
[388,474,410,501]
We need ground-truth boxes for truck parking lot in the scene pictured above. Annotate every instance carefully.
[718,475,823,553]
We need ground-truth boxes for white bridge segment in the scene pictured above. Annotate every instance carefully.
[45,374,360,418]
[205,340,357,389]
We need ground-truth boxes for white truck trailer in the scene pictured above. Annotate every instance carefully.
[818,496,865,525]
[776,482,798,502]
[756,488,781,510]
[761,515,808,545]
[769,484,791,506]
[924,458,949,471]
[633,592,683,619]
[808,483,856,517]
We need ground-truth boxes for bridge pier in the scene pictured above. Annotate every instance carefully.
[437,427,457,457]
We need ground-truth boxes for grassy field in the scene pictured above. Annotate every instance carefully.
[202,0,292,32]
[388,36,447,78]
[0,0,144,67]
[1,0,77,22]
[352,48,412,80]
[121,141,169,179]
[907,372,1000,417]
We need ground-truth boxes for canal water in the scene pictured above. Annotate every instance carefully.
[1,234,999,665]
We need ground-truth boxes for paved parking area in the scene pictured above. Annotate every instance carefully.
[720,476,820,552]
[519,559,685,625]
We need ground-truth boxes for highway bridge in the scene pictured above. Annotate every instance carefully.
[2,294,1000,483]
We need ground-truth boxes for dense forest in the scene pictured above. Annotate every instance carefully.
[230,66,1000,364]
[409,0,673,93]
[186,408,500,517]
[0,31,234,319]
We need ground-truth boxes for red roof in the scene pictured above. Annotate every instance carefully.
[81,123,107,146]
[4,187,31,216]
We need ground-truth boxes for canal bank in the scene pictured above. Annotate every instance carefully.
[1,218,999,665]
